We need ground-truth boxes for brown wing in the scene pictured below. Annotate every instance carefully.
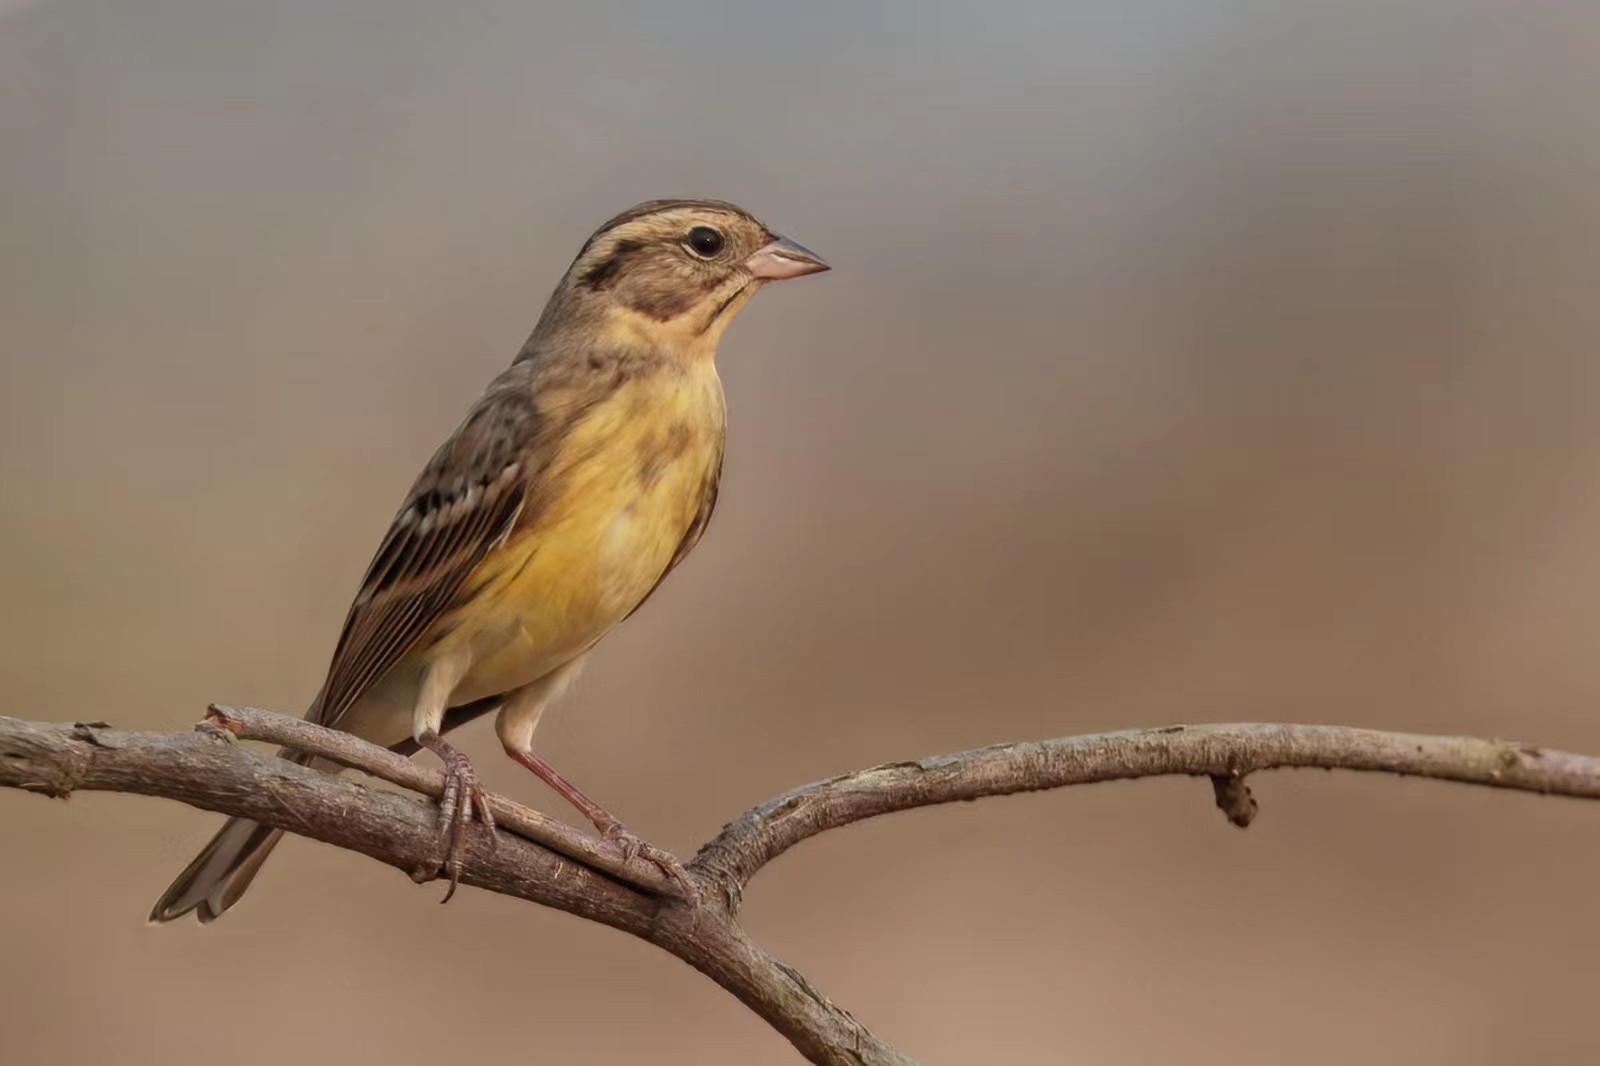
[311,367,541,728]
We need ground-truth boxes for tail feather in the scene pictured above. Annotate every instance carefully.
[150,741,322,924]
[149,699,502,925]
[148,817,285,924]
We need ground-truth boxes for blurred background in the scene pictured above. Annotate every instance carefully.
[4,1,1599,1063]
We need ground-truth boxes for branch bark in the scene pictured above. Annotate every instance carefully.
[4,711,1598,1065]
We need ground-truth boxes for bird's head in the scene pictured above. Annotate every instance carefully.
[537,199,829,357]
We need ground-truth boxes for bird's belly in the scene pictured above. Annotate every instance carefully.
[441,400,720,704]
[450,514,684,699]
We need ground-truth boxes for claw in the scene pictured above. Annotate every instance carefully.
[602,820,642,864]
[601,820,699,906]
[417,730,497,904]
[642,845,700,907]
[473,788,498,843]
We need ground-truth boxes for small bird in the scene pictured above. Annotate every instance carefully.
[151,199,828,922]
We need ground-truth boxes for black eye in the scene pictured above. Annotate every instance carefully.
[685,226,725,258]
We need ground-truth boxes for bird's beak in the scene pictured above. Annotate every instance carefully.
[744,236,830,280]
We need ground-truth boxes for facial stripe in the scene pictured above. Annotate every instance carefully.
[626,275,713,321]
[580,237,646,290]
[698,278,754,335]
[584,198,751,246]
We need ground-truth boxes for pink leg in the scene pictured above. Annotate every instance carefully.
[505,748,696,902]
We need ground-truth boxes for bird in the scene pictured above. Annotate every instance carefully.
[150,198,828,923]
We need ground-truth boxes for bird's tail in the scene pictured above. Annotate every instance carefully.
[148,692,500,924]
[148,737,317,924]
[148,816,286,924]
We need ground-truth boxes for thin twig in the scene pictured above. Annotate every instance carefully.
[4,711,1599,1066]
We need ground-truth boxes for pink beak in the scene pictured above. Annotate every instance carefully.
[744,236,830,280]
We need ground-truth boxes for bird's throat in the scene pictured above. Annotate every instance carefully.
[597,280,757,364]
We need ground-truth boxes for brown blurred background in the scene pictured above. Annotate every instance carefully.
[4,2,1600,1063]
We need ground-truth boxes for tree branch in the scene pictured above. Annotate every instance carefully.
[690,723,1600,910]
[205,704,677,895]
[4,712,1597,1065]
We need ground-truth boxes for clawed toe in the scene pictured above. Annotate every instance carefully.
[439,772,497,903]
[420,733,497,904]
[472,786,497,843]
[601,820,642,863]
[600,821,699,905]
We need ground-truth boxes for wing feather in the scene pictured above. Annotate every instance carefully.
[311,367,542,728]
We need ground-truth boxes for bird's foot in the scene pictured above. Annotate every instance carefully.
[597,817,699,906]
[419,731,497,903]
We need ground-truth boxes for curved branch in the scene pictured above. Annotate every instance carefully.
[0,714,914,1065]
[4,712,1598,1066]
[690,723,1600,909]
[0,715,655,927]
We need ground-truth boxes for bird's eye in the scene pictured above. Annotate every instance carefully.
[685,226,725,258]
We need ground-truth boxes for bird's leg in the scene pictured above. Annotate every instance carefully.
[505,747,696,901]
[411,650,495,901]
[416,728,495,904]
[504,748,625,838]
[494,664,697,902]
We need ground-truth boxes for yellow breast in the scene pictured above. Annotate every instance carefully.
[442,364,725,702]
